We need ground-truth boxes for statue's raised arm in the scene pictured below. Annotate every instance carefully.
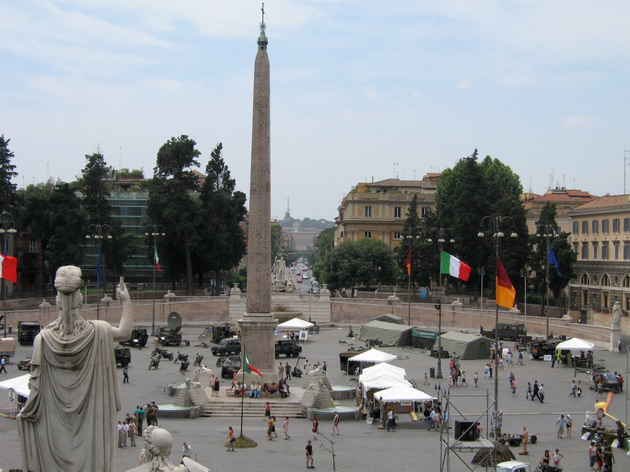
[112,280,133,342]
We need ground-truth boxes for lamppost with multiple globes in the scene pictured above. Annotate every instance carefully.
[478,215,517,428]
[85,223,112,321]
[0,211,17,338]
[146,224,165,336]
[537,224,559,339]
[427,227,454,380]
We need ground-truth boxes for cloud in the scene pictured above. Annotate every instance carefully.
[456,78,471,89]
[562,115,594,128]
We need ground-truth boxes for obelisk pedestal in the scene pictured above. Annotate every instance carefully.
[238,12,278,384]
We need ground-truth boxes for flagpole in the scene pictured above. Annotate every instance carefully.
[146,225,165,337]
[240,345,245,437]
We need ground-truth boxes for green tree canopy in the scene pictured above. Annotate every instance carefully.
[312,227,334,283]
[326,238,397,292]
[0,135,18,212]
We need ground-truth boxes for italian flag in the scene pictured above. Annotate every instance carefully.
[440,251,471,281]
[0,254,17,283]
[154,243,163,272]
[244,352,263,377]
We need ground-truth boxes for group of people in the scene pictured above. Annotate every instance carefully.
[116,418,138,448]
[589,441,615,472]
[116,404,155,449]
[524,380,545,403]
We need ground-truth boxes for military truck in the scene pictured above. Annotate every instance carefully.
[211,338,241,356]
[119,328,149,348]
[274,339,302,358]
[18,321,42,346]
[157,326,182,346]
[114,345,131,367]
[480,323,527,341]
[529,339,561,360]
[0,337,16,363]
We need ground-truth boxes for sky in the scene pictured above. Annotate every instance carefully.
[2,1,630,221]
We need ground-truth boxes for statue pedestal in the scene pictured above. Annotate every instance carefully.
[610,328,622,352]
[238,313,278,384]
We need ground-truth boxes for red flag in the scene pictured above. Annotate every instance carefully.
[405,246,412,275]
[0,254,17,283]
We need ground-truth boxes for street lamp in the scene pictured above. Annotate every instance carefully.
[537,225,558,339]
[85,223,112,320]
[478,267,486,309]
[427,227,454,380]
[146,224,165,336]
[478,215,517,429]
[0,212,17,338]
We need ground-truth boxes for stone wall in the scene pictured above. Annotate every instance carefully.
[229,293,330,324]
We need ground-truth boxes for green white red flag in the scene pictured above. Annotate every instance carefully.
[440,251,471,281]
[244,352,263,377]
[153,243,162,272]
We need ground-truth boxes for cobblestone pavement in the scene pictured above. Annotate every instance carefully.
[0,324,628,471]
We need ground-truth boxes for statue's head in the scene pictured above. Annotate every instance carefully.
[150,428,173,457]
[54,266,82,294]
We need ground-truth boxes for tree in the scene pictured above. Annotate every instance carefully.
[529,202,576,301]
[147,136,201,294]
[326,238,397,292]
[196,143,247,293]
[312,227,335,283]
[396,195,435,287]
[0,135,18,211]
[435,150,529,292]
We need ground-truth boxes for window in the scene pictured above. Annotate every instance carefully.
[573,242,579,254]
[592,220,598,234]
[613,218,620,233]
[614,242,620,260]
[29,239,37,252]
[364,206,372,217]
[625,218,630,232]
[421,207,430,216]
[364,231,372,238]
[602,242,609,260]
[582,221,589,234]
[572,221,579,234]
[592,242,599,259]
[624,243,630,260]
[581,243,588,259]
[394,206,402,218]
[394,232,402,239]
[602,219,609,234]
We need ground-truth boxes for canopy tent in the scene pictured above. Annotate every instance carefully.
[438,332,493,360]
[276,317,314,330]
[555,338,595,352]
[359,320,413,347]
[0,374,31,398]
[360,362,406,381]
[372,313,405,325]
[373,385,435,402]
[361,373,412,390]
[349,348,398,364]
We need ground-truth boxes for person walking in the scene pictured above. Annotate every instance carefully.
[122,366,129,383]
[551,448,564,469]
[531,380,540,402]
[565,415,572,438]
[226,426,235,451]
[0,356,8,374]
[312,415,319,440]
[285,362,292,381]
[305,440,314,469]
[264,402,271,422]
[603,444,615,472]
[283,416,291,440]
[570,379,578,397]
[518,426,529,455]
[556,414,567,439]
[332,411,340,435]
[538,383,545,403]
[387,408,396,432]
[517,349,524,366]
[588,441,598,470]
[473,372,479,388]
[525,382,532,400]
[510,378,517,395]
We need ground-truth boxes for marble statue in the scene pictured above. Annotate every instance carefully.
[272,256,286,282]
[611,301,622,329]
[17,266,133,472]
[127,426,210,472]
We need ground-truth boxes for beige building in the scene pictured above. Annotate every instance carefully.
[523,187,596,234]
[334,175,439,248]
[568,194,630,312]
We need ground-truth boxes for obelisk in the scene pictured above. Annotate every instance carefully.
[239,5,277,383]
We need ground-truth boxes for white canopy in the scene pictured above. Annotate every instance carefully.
[0,374,31,398]
[373,385,435,402]
[349,348,398,363]
[361,373,411,390]
[555,338,595,352]
[359,363,406,382]
[277,318,314,330]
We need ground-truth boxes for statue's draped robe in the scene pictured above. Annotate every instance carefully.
[17,320,121,472]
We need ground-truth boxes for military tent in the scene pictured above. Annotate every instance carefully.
[372,314,404,324]
[437,332,493,360]
[359,320,413,347]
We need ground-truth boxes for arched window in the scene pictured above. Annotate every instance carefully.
[622,275,630,288]
[601,274,611,286]
[580,273,589,285]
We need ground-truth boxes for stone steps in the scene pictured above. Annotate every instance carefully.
[202,399,306,418]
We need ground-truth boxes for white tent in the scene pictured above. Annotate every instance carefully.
[277,318,314,330]
[555,338,595,352]
[373,385,435,402]
[360,363,406,382]
[349,348,398,364]
[361,373,412,390]
[0,374,31,398]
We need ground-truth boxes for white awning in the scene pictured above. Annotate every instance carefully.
[555,338,595,352]
[277,318,314,330]
[373,385,435,402]
[0,374,31,398]
[348,348,398,363]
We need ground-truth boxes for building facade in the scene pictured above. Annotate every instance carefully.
[334,175,439,248]
[568,194,630,312]
[523,187,596,234]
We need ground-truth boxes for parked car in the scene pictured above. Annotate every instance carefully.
[211,338,241,356]
[590,372,621,393]
[275,339,302,358]
[221,355,242,379]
